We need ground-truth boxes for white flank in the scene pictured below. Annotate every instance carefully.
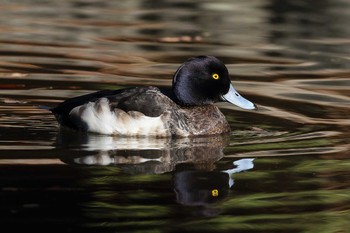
[70,98,169,136]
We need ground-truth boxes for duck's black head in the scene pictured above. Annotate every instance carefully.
[172,56,256,109]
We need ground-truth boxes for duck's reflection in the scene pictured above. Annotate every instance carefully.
[57,130,254,210]
[57,129,230,174]
[174,158,254,208]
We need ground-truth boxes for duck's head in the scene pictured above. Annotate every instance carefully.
[172,56,257,109]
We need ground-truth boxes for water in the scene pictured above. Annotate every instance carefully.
[1,0,349,232]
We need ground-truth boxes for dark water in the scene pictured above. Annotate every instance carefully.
[1,0,349,232]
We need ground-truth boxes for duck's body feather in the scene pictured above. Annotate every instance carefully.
[52,87,230,137]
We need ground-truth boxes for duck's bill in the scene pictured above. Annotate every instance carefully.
[221,84,257,110]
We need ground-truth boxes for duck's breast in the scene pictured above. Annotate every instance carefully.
[180,105,230,136]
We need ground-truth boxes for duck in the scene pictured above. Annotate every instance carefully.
[51,56,257,137]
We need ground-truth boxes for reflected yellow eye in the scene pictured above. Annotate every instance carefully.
[211,189,219,197]
[212,73,219,80]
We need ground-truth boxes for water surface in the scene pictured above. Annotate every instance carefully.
[0,0,349,232]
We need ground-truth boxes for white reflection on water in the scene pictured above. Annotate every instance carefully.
[57,131,229,173]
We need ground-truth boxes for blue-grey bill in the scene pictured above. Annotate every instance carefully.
[222,84,257,110]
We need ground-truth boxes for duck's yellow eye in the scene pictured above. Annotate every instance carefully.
[212,73,219,80]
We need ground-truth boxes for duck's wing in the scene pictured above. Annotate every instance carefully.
[52,87,179,132]
[51,88,131,129]
[51,89,127,115]
[111,87,177,117]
